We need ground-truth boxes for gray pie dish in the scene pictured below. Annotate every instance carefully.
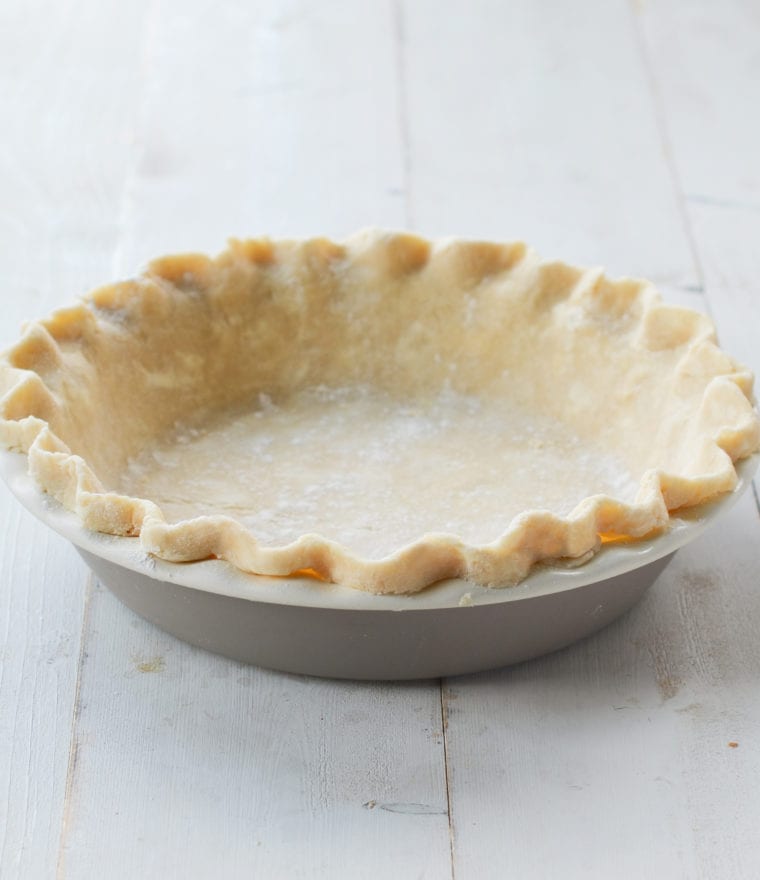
[2,450,756,680]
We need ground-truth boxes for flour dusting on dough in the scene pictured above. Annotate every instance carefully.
[121,386,639,560]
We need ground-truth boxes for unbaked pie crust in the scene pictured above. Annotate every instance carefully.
[1,231,758,594]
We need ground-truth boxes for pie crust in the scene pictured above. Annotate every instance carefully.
[1,231,758,594]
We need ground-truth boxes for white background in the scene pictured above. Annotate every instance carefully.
[1,1,759,877]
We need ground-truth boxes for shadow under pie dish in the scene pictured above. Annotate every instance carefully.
[1,231,758,677]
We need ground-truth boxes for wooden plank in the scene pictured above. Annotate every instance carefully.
[0,2,153,877]
[634,0,760,380]
[400,0,699,289]
[0,0,155,332]
[401,0,760,876]
[0,515,86,880]
[113,0,409,272]
[58,2,451,878]
[60,584,450,880]
[635,0,760,209]
[442,493,760,879]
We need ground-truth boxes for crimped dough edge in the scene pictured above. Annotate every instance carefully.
[1,230,758,595]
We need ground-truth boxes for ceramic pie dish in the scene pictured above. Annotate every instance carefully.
[1,230,758,677]
[0,449,757,678]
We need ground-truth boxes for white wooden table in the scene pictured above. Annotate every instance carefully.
[2,1,759,877]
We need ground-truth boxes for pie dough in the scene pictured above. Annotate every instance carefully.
[1,231,758,594]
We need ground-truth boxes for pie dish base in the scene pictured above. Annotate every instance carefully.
[78,546,674,679]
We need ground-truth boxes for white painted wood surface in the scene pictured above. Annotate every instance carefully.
[1,1,759,878]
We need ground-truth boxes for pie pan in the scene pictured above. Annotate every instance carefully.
[1,450,757,678]
[1,231,759,678]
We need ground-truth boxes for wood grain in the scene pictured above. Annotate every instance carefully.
[0,512,85,880]
[400,0,699,289]
[0,1,152,876]
[112,0,409,272]
[635,0,760,381]
[59,584,450,879]
[443,494,760,880]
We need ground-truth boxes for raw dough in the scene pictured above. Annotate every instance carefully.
[1,231,758,593]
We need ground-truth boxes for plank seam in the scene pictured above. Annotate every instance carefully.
[0,509,25,868]
[110,0,161,278]
[628,0,709,314]
[55,573,94,880]
[439,680,456,880]
[392,0,413,229]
